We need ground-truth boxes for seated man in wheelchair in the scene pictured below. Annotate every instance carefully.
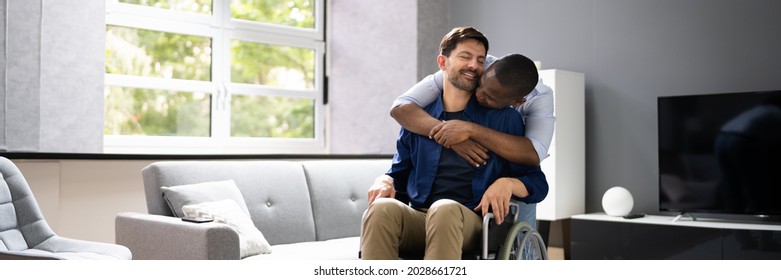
[360,26,549,260]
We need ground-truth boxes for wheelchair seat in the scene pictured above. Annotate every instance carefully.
[474,209,548,260]
[453,200,547,260]
[395,201,548,260]
[361,197,547,260]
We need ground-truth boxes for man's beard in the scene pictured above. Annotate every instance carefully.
[448,69,478,91]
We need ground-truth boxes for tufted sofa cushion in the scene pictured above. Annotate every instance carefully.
[302,160,389,241]
[142,160,317,245]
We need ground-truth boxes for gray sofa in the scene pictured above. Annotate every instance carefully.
[115,158,391,260]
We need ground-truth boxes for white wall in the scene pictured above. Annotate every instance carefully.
[15,160,152,243]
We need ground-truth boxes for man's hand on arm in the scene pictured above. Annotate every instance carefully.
[431,120,539,166]
[430,120,475,148]
[474,177,530,224]
[392,105,490,166]
[469,125,541,166]
[450,140,489,167]
[430,120,489,166]
[367,175,396,205]
[390,103,441,136]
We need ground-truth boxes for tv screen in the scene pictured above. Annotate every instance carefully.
[658,90,781,217]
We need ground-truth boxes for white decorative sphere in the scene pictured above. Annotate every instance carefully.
[602,186,634,216]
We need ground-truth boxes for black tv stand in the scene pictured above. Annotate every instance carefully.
[672,212,697,222]
[571,213,781,259]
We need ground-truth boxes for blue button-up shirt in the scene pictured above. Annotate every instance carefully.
[387,93,548,209]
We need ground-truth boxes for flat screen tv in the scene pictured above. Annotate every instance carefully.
[658,90,781,220]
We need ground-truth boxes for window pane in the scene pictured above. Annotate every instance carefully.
[230,95,314,138]
[106,25,212,81]
[119,0,213,15]
[231,0,315,29]
[231,40,314,90]
[105,86,211,136]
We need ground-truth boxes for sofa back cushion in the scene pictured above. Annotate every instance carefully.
[142,160,317,245]
[302,159,391,241]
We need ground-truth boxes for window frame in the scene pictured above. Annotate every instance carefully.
[104,0,326,154]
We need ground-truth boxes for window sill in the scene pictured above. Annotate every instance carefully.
[0,152,393,161]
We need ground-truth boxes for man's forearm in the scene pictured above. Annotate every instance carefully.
[390,103,440,136]
[497,177,529,199]
[471,125,540,166]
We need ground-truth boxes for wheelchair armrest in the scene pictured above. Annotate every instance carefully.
[480,201,522,259]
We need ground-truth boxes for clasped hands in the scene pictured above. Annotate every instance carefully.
[429,120,488,167]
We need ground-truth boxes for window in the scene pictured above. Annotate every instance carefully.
[104,0,325,154]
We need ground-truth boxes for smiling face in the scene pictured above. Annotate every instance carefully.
[474,64,521,109]
[440,38,486,92]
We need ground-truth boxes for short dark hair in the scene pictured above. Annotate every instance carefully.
[439,27,489,57]
[492,54,539,99]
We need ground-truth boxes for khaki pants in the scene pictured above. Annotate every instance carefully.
[360,198,482,260]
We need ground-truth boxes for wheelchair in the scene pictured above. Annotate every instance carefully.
[469,201,549,260]
[369,200,548,260]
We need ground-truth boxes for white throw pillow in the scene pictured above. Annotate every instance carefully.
[182,199,271,258]
[161,180,250,218]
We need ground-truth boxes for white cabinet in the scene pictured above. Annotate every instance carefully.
[537,69,585,221]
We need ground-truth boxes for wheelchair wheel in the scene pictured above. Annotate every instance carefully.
[497,222,548,260]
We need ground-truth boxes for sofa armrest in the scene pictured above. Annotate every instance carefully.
[116,212,240,260]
